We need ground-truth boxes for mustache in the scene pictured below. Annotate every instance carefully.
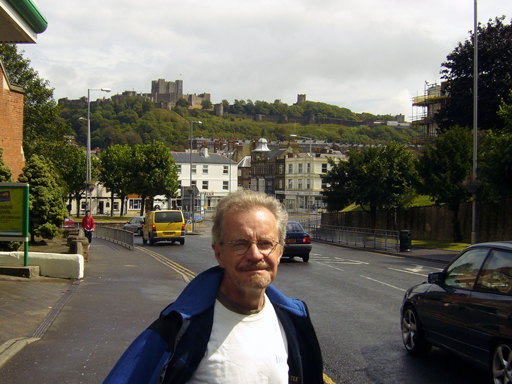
[237,262,270,271]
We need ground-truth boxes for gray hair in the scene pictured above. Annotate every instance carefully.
[212,190,288,245]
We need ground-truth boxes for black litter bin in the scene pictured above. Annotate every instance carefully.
[399,230,411,252]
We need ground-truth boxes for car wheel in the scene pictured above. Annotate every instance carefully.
[401,305,431,355]
[149,238,155,246]
[302,254,310,262]
[180,239,185,245]
[492,341,512,384]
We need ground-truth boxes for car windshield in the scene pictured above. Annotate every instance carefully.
[286,222,304,233]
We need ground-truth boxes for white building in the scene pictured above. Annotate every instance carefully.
[171,148,238,215]
[284,151,346,212]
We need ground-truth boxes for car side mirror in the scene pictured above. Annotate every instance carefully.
[428,271,444,285]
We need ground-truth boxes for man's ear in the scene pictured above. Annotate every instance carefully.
[212,243,224,267]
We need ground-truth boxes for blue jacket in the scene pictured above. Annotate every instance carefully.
[103,266,323,384]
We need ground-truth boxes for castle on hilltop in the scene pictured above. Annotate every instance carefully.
[58,78,211,109]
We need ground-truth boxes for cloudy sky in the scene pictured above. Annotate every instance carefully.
[23,0,512,119]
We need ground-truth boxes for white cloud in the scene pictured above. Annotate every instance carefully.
[22,0,512,118]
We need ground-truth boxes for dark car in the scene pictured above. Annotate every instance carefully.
[283,221,312,262]
[401,241,512,383]
[123,216,145,236]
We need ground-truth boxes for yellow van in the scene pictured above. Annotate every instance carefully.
[142,210,185,246]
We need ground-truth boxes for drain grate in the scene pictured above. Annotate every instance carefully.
[31,280,81,339]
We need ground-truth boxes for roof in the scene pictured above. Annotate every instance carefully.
[171,152,236,165]
[0,0,48,43]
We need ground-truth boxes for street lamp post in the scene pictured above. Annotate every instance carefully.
[190,121,202,232]
[86,88,111,214]
[471,0,478,244]
[290,134,313,213]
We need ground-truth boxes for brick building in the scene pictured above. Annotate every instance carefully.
[1,0,48,179]
[0,61,24,179]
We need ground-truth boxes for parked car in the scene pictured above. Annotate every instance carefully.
[401,241,512,383]
[123,216,145,236]
[143,210,185,246]
[283,221,312,262]
[62,217,75,228]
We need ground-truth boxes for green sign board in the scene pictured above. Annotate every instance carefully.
[0,183,29,242]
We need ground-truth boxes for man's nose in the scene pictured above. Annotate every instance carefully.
[245,242,264,260]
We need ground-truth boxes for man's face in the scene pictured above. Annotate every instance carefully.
[213,206,283,294]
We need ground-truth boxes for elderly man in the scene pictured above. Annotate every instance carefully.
[104,190,323,384]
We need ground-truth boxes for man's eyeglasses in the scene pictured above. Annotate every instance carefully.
[224,238,279,256]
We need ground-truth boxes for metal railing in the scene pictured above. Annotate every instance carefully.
[94,226,134,250]
[298,220,400,252]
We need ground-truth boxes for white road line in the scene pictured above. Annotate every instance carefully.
[361,275,404,291]
[388,267,434,277]
[313,261,345,272]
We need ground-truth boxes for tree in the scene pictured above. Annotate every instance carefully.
[53,144,87,216]
[201,100,213,110]
[0,148,13,182]
[175,98,190,108]
[0,45,68,159]
[479,131,512,202]
[322,142,418,228]
[416,127,473,241]
[18,155,68,242]
[436,16,512,132]
[99,145,133,216]
[130,142,179,216]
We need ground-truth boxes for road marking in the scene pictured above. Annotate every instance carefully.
[314,261,344,272]
[387,266,441,277]
[332,257,369,265]
[361,275,404,291]
[136,246,196,282]
[324,373,336,384]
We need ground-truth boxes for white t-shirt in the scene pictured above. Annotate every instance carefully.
[187,294,289,384]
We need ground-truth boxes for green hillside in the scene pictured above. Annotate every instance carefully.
[58,96,422,150]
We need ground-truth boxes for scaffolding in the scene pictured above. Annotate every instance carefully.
[411,82,448,141]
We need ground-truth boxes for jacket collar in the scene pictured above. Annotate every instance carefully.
[163,266,307,319]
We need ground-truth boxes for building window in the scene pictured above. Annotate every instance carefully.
[288,179,293,189]
[298,179,303,189]
[223,165,228,174]
[223,181,229,190]
[129,199,141,210]
[113,202,119,211]
[306,179,311,189]
[279,164,284,174]
[192,181,197,187]
[192,165,197,174]
[307,163,311,173]
[202,181,208,190]
[278,179,283,189]
[203,165,208,174]
[177,165,182,174]
[298,164,303,173]
[322,163,327,173]
[288,164,293,174]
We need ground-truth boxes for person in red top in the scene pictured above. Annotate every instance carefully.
[81,209,95,246]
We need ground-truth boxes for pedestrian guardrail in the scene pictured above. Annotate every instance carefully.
[95,226,134,250]
[298,220,400,252]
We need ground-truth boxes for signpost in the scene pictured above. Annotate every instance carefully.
[0,183,30,266]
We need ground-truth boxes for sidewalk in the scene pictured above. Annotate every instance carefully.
[0,237,189,383]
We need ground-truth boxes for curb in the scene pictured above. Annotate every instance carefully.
[0,337,40,369]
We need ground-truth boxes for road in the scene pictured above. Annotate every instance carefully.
[0,234,491,383]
